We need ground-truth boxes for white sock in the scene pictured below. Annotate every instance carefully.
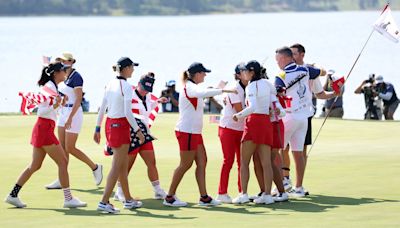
[63,188,73,201]
[151,180,161,191]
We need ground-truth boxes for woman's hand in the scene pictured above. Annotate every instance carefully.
[65,117,72,130]
[93,132,101,144]
[157,97,169,103]
[137,129,145,144]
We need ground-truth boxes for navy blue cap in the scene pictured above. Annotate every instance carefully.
[245,60,261,73]
[235,62,246,74]
[139,73,155,92]
[188,62,211,74]
[117,57,139,69]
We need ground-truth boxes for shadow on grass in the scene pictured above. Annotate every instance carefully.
[269,194,399,213]
[71,187,104,196]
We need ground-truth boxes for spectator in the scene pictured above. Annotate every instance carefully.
[161,80,179,112]
[321,70,344,118]
[354,74,383,120]
[375,76,399,120]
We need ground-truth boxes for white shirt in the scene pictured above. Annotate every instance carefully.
[96,78,139,131]
[37,81,59,121]
[175,80,223,134]
[275,63,313,119]
[308,77,324,116]
[219,81,246,131]
[236,79,276,119]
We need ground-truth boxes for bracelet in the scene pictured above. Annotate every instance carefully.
[95,126,101,133]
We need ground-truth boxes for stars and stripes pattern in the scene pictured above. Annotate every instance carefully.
[19,85,58,115]
[105,87,159,155]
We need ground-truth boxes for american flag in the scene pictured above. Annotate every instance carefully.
[104,87,159,155]
[42,56,51,65]
[19,85,58,115]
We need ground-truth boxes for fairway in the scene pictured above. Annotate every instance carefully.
[0,114,399,227]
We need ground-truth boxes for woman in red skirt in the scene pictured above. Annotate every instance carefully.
[94,57,145,213]
[5,62,86,208]
[232,60,276,205]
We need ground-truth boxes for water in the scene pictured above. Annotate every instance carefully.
[0,12,399,119]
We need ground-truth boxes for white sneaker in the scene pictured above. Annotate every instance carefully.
[273,192,289,202]
[5,195,26,208]
[216,194,232,204]
[288,187,306,198]
[163,195,187,207]
[249,192,263,202]
[63,197,87,208]
[253,193,274,205]
[232,193,250,204]
[154,188,167,200]
[271,188,279,196]
[113,187,125,202]
[45,179,61,190]
[93,164,103,186]
[97,202,120,214]
[198,196,221,206]
[123,199,143,209]
[283,177,292,192]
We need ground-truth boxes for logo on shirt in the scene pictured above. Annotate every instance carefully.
[297,82,306,99]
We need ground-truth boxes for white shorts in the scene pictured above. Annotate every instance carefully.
[283,115,307,152]
[57,106,83,134]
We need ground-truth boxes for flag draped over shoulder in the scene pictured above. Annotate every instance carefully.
[104,87,159,155]
[373,4,400,43]
[19,85,58,115]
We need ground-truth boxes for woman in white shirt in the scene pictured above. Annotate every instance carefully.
[5,62,86,209]
[94,57,145,213]
[163,62,236,207]
[216,63,248,203]
[232,60,276,205]
[45,52,102,190]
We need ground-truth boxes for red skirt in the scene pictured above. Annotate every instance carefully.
[242,114,273,146]
[105,117,131,148]
[129,141,154,155]
[175,131,204,151]
[30,117,59,147]
[271,119,284,149]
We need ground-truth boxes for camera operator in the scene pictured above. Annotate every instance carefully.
[354,73,383,120]
[375,76,399,120]
[160,80,179,112]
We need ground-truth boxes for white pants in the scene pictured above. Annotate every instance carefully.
[283,114,308,152]
[57,106,83,134]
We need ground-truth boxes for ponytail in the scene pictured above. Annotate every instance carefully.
[181,71,190,84]
[37,62,63,87]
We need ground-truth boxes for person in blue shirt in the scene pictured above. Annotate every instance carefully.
[375,75,399,120]
[161,80,179,112]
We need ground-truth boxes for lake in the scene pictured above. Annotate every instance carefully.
[0,11,399,119]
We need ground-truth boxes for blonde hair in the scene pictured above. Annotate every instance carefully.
[181,70,195,84]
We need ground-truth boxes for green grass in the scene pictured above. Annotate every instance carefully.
[0,114,399,227]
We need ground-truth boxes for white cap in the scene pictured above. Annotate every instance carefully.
[327,69,335,75]
[375,75,384,84]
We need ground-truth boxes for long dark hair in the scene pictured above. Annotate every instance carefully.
[37,62,65,87]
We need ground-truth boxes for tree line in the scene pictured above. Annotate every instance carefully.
[0,0,392,16]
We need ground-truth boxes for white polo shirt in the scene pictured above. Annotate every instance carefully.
[96,78,139,131]
[236,79,276,118]
[175,80,222,134]
[219,81,246,131]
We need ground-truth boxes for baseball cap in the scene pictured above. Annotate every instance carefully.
[245,60,261,73]
[56,52,76,63]
[167,80,176,87]
[117,57,139,69]
[327,69,335,75]
[139,73,155,92]
[375,75,384,84]
[234,62,246,74]
[188,62,211,74]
